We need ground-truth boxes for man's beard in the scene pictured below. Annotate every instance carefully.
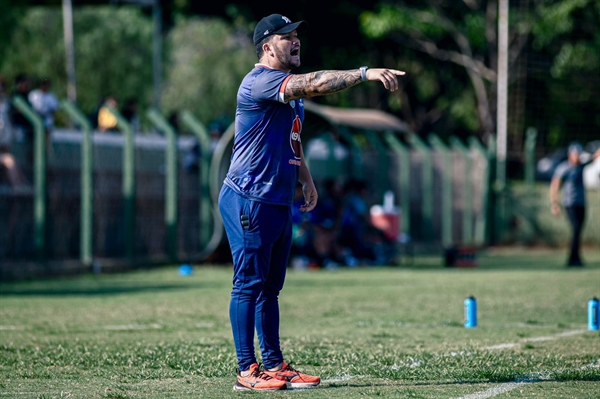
[274,46,300,70]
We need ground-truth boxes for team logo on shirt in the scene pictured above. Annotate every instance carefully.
[289,115,302,166]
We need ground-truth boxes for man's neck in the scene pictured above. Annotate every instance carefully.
[257,58,290,73]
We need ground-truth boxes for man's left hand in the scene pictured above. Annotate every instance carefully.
[300,181,318,213]
[366,68,406,92]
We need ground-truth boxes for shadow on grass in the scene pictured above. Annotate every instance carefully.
[321,380,497,390]
[321,374,600,391]
[0,282,199,297]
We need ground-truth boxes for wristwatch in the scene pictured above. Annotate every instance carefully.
[359,66,369,82]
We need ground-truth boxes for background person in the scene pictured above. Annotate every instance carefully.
[0,75,28,187]
[121,98,140,133]
[28,78,59,133]
[550,142,600,266]
[95,96,119,133]
[218,13,405,391]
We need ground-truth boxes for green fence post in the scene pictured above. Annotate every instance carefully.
[450,137,473,245]
[147,108,178,262]
[468,136,489,246]
[61,100,94,266]
[364,130,390,200]
[486,135,498,244]
[337,126,364,180]
[383,132,410,237]
[107,107,135,260]
[408,134,433,241]
[429,134,452,248]
[524,127,537,193]
[180,110,212,250]
[11,95,46,260]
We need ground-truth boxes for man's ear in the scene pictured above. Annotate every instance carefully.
[263,42,273,56]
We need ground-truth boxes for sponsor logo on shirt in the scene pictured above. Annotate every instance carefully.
[289,115,302,166]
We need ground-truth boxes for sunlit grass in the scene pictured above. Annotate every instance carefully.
[1,248,599,398]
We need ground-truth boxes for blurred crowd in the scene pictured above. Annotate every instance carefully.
[290,178,398,269]
[0,73,146,187]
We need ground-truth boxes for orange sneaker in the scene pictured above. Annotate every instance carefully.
[264,361,321,388]
[233,363,287,391]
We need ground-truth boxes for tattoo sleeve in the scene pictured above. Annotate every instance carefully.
[285,70,362,101]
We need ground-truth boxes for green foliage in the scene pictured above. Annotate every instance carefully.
[1,1,598,147]
[0,6,153,117]
[361,4,447,42]
[448,89,479,133]
[1,7,66,93]
[532,0,590,48]
[162,16,255,126]
[74,7,154,114]
[532,0,600,80]
[360,3,487,137]
[463,13,487,50]
[0,1,26,67]
[551,42,600,78]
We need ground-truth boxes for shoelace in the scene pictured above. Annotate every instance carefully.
[281,363,300,374]
[254,370,274,380]
[249,364,274,380]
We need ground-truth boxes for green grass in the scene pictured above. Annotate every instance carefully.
[1,248,599,398]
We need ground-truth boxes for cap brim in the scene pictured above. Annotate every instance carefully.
[273,20,307,35]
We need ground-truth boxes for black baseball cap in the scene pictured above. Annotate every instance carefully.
[253,14,307,45]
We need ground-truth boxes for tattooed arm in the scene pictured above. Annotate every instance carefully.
[284,68,405,102]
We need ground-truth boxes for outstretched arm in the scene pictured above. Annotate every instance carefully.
[284,68,405,102]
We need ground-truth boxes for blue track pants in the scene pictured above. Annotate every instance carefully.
[218,185,293,371]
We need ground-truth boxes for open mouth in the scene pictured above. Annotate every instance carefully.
[291,47,300,57]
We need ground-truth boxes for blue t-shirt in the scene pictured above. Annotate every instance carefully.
[224,64,304,206]
[553,160,591,206]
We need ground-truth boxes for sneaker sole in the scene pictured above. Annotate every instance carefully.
[288,381,320,389]
[233,382,287,391]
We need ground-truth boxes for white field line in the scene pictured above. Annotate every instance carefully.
[581,359,600,370]
[456,373,552,399]
[456,381,526,399]
[103,323,162,331]
[0,325,20,330]
[484,329,587,350]
[454,333,594,399]
[322,374,358,383]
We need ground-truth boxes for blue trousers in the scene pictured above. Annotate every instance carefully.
[218,185,293,371]
[565,205,585,265]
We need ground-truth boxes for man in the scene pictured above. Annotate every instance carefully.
[1,75,28,186]
[9,74,32,139]
[28,78,59,132]
[218,13,405,391]
[550,142,600,266]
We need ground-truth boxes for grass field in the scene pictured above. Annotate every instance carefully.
[1,247,599,398]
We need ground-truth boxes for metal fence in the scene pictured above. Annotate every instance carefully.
[305,128,493,249]
[0,97,501,280]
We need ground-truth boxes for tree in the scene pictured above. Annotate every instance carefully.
[0,6,154,117]
[361,1,530,140]
[161,16,256,127]
[361,0,600,151]
[527,0,600,150]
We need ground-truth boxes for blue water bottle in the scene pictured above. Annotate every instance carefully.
[464,296,477,328]
[589,297,599,331]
